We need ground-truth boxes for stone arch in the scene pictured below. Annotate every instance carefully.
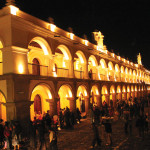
[91,85,100,106]
[28,37,52,76]
[74,51,87,79]
[116,85,122,100]
[88,55,98,79]
[30,83,54,120]
[29,37,52,57]
[99,59,107,80]
[0,91,6,121]
[101,85,108,103]
[56,45,72,61]
[76,84,88,112]
[115,64,120,81]
[108,61,115,80]
[58,84,74,110]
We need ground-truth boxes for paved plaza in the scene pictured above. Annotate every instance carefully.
[57,118,150,150]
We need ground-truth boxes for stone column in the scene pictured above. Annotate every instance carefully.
[2,46,28,74]
[49,58,54,76]
[46,99,57,116]
[67,97,76,111]
[68,59,74,78]
[83,63,89,79]
[84,96,90,113]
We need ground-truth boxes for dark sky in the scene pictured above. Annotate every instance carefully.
[0,0,150,69]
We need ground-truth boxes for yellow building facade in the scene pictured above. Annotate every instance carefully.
[0,3,150,123]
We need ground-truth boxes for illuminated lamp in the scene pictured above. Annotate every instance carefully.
[84,39,88,46]
[18,64,23,74]
[9,5,19,15]
[50,24,56,32]
[69,33,74,40]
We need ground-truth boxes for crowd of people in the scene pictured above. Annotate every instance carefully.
[89,97,149,148]
[0,97,149,149]
[0,107,82,150]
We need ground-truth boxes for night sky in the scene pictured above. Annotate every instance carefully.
[0,0,150,69]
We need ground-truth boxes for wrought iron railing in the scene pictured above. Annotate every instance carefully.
[28,63,48,76]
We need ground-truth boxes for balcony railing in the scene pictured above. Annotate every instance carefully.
[56,68,69,77]
[28,63,48,76]
[74,70,84,79]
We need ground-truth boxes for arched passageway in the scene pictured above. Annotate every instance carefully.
[28,37,52,76]
[110,85,116,106]
[99,59,107,80]
[74,51,87,79]
[88,55,98,80]
[0,92,6,121]
[53,45,72,77]
[76,85,88,112]
[116,85,122,100]
[91,85,100,106]
[101,85,108,104]
[58,85,73,110]
[30,84,53,120]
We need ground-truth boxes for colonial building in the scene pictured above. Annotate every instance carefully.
[0,1,150,122]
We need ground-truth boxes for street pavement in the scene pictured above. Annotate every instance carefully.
[57,118,150,150]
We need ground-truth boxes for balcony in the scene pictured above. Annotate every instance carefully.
[56,68,69,77]
[28,63,48,76]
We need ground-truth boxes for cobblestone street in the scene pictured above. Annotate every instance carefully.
[57,118,150,150]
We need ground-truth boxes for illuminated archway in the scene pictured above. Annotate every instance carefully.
[99,59,107,80]
[121,66,125,81]
[108,61,114,81]
[101,85,108,103]
[125,67,129,82]
[127,85,130,100]
[122,85,126,100]
[58,84,73,109]
[76,85,88,112]
[0,92,7,121]
[30,84,53,120]
[53,45,72,77]
[91,85,99,106]
[0,40,3,75]
[135,85,138,98]
[28,37,52,76]
[74,51,87,79]
[116,85,122,100]
[88,55,98,79]
[110,85,116,106]
[115,64,120,81]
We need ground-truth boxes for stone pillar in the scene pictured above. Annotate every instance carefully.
[2,46,28,74]
[83,63,89,79]
[49,58,54,76]
[132,92,135,100]
[84,96,90,113]
[46,99,57,116]
[68,59,74,78]
[67,97,76,111]
[117,93,122,100]
[95,95,101,107]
